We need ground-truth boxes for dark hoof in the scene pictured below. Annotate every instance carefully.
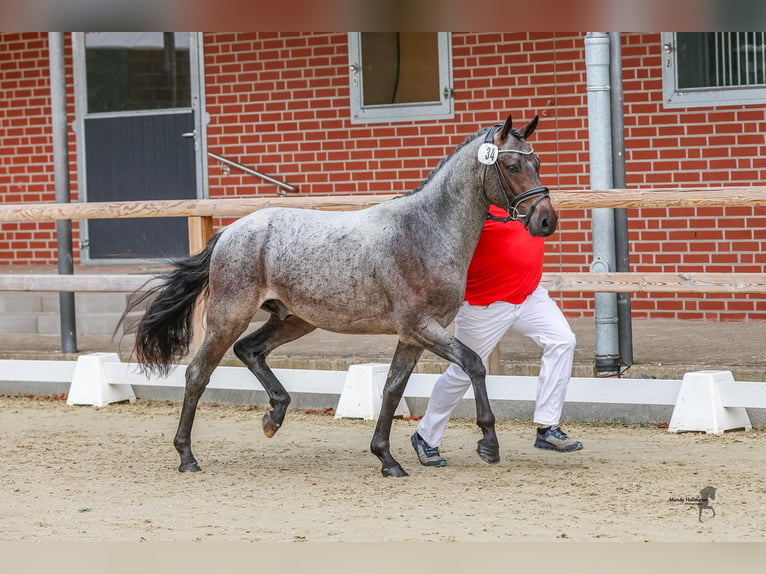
[179,461,202,472]
[381,464,409,478]
[262,411,281,438]
[476,441,500,464]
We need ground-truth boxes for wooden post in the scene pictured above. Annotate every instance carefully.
[188,215,214,255]
[487,345,502,375]
[188,216,215,353]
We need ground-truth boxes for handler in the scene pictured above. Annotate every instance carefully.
[411,204,583,467]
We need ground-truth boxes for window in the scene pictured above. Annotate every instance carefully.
[84,32,191,114]
[348,32,453,123]
[662,32,766,108]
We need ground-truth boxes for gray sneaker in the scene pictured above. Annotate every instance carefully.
[411,432,447,467]
[534,425,583,452]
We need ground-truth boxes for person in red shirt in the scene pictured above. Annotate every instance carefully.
[411,204,583,467]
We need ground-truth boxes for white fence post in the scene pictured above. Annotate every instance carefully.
[668,370,752,435]
[334,363,410,420]
[66,353,136,407]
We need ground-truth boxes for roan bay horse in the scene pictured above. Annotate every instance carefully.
[121,114,558,477]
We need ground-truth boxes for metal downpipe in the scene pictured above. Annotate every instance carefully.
[585,32,620,376]
[609,32,633,368]
[48,32,77,353]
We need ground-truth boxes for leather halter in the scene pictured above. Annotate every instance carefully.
[482,124,550,225]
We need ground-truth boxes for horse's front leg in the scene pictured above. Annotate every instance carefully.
[462,344,499,463]
[417,326,499,464]
[371,341,423,477]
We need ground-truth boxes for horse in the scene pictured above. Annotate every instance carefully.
[120,114,558,477]
[695,486,716,522]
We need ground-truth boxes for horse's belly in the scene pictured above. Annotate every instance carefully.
[286,301,397,335]
[320,321,397,336]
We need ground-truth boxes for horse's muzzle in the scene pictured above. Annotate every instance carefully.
[528,207,558,237]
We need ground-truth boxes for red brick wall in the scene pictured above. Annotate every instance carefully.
[2,32,766,320]
[0,32,80,264]
[617,33,766,320]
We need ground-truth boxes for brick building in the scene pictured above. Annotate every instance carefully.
[1,32,765,321]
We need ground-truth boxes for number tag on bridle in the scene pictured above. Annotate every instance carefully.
[477,143,498,165]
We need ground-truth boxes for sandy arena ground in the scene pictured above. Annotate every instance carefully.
[2,394,766,544]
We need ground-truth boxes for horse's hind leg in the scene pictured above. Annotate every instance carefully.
[370,341,424,477]
[175,324,247,472]
[233,314,316,437]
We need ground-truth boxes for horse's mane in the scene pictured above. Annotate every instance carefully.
[397,126,490,198]
[398,124,527,198]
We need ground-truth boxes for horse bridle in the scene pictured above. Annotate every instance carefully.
[481,124,550,225]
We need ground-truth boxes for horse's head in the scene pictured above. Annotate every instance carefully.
[480,114,558,237]
[700,486,716,500]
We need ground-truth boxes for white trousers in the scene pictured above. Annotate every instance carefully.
[416,286,576,447]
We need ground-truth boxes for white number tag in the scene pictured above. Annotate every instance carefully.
[477,143,498,165]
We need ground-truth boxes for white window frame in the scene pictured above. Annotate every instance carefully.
[348,32,454,124]
[661,32,766,108]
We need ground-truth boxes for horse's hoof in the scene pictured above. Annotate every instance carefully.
[476,441,500,464]
[179,461,202,472]
[262,412,281,438]
[381,464,409,478]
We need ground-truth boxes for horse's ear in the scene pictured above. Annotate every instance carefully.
[522,115,539,139]
[499,114,514,141]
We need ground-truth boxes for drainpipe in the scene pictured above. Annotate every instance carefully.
[609,32,633,368]
[48,32,77,353]
[585,32,620,376]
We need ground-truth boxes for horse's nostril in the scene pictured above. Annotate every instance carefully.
[539,216,557,236]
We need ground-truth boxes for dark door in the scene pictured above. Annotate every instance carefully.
[84,112,195,259]
[78,32,199,260]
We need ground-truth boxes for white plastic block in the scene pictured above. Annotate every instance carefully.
[67,352,136,407]
[334,363,410,420]
[668,370,751,435]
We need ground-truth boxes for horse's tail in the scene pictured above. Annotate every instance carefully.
[120,232,222,376]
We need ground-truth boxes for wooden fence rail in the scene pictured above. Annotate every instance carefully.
[2,188,766,295]
[3,272,766,295]
[2,186,766,223]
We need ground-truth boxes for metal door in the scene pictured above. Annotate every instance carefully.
[73,32,207,262]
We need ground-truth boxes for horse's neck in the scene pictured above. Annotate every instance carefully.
[407,144,489,252]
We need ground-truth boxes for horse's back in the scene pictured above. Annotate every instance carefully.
[224,206,392,267]
[211,206,404,332]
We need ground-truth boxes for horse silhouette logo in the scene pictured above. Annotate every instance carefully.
[689,486,716,522]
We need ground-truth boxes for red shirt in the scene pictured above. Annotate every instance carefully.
[464,205,545,305]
